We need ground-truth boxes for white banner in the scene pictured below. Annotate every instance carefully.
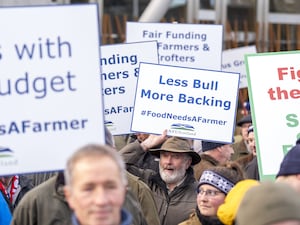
[222,45,257,89]
[0,4,104,175]
[131,63,239,142]
[126,22,223,70]
[246,51,300,180]
[101,41,159,135]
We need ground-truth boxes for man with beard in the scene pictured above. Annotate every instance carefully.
[121,131,201,225]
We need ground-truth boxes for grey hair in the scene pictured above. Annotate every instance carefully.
[184,153,192,162]
[64,144,127,187]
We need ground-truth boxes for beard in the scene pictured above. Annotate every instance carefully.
[159,164,186,185]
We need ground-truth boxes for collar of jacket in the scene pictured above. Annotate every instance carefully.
[71,208,132,225]
[54,173,68,203]
[199,153,219,166]
[196,207,224,225]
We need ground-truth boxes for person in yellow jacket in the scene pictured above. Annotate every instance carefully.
[217,179,260,225]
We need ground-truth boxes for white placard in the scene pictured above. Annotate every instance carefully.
[0,4,104,175]
[222,46,257,89]
[126,22,223,70]
[101,41,158,135]
[246,51,300,180]
[131,63,239,142]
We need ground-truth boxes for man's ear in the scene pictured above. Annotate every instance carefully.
[185,157,192,170]
[64,186,74,209]
[216,146,223,153]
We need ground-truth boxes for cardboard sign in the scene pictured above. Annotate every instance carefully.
[131,63,239,142]
[222,46,257,89]
[246,51,300,180]
[101,41,158,135]
[0,4,104,175]
[126,22,223,70]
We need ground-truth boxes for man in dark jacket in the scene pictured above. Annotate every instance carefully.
[193,141,234,180]
[232,114,252,160]
[242,125,260,180]
[119,133,159,173]
[121,131,201,225]
[11,127,156,225]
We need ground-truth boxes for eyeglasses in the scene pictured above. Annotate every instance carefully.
[197,189,223,197]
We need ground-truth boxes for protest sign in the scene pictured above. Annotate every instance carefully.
[101,41,158,135]
[246,51,300,180]
[0,4,103,175]
[222,45,257,89]
[126,22,223,70]
[131,63,239,142]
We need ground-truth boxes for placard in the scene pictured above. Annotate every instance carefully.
[131,63,239,142]
[222,45,257,89]
[0,4,103,175]
[101,41,158,135]
[246,51,300,180]
[126,22,223,70]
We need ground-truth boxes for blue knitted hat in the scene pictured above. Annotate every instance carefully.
[276,139,300,177]
[202,141,226,152]
[198,170,234,194]
[237,114,252,127]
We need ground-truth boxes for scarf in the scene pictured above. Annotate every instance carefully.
[0,175,19,203]
[196,207,224,225]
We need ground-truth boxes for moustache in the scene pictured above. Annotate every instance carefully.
[163,165,175,170]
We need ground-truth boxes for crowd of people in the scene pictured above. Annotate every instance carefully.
[1,114,300,225]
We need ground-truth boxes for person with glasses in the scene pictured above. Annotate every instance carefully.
[179,161,245,225]
[232,114,252,161]
[243,125,260,180]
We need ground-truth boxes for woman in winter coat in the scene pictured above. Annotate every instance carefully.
[179,161,245,225]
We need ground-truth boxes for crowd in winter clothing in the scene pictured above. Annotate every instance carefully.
[2,115,300,225]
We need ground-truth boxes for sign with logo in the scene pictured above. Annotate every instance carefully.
[126,22,223,70]
[131,63,239,142]
[101,41,158,135]
[0,4,104,175]
[246,51,300,180]
[222,45,257,89]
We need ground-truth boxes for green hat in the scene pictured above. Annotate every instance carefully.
[236,182,300,225]
[149,136,201,165]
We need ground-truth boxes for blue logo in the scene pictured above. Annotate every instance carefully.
[0,147,14,158]
[0,146,18,167]
[170,123,195,131]
[104,120,113,126]
[104,120,116,131]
